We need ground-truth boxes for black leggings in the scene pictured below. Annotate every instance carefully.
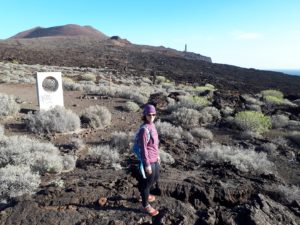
[138,161,160,207]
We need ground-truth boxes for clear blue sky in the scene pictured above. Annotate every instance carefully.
[1,0,299,70]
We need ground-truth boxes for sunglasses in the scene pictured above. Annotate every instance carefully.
[147,114,156,117]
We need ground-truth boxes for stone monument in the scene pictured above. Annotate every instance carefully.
[36,72,64,110]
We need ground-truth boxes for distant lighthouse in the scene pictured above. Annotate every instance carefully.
[184,44,187,52]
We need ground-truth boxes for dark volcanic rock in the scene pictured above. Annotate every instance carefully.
[1,34,300,95]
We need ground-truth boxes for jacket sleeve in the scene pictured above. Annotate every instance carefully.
[139,127,150,167]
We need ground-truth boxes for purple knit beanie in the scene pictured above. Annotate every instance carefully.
[143,104,156,115]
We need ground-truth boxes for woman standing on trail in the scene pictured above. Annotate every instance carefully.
[137,104,160,216]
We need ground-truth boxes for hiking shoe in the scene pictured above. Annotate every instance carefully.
[143,205,159,216]
[138,194,156,202]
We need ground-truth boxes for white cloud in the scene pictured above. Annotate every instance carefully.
[232,31,263,40]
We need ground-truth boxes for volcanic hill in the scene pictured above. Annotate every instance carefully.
[8,24,109,40]
[0,24,300,96]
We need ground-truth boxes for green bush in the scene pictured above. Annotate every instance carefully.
[179,95,209,108]
[264,95,285,105]
[261,89,285,105]
[260,89,296,106]
[123,101,140,112]
[234,111,272,134]
[194,83,215,92]
[155,75,170,84]
[261,89,284,99]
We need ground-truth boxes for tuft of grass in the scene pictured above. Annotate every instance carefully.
[81,73,96,82]
[0,132,77,201]
[110,131,133,153]
[179,95,210,108]
[193,83,215,93]
[260,89,296,106]
[0,134,75,174]
[80,105,111,129]
[123,101,140,112]
[0,93,20,117]
[155,120,183,140]
[199,107,221,125]
[88,145,121,170]
[159,149,175,165]
[196,142,274,174]
[172,107,201,128]
[0,165,40,200]
[25,106,80,133]
[0,125,4,138]
[277,184,300,203]
[234,111,271,134]
[271,114,289,129]
[261,89,284,99]
[286,131,300,146]
[264,95,285,105]
[191,127,213,140]
[155,75,170,84]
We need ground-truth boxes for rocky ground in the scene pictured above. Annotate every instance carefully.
[0,61,300,225]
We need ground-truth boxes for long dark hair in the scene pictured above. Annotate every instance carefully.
[141,115,147,122]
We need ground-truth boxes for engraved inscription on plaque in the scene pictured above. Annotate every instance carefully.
[36,72,64,110]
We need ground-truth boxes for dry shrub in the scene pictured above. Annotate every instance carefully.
[0,93,20,117]
[172,107,201,128]
[81,105,111,129]
[196,142,274,174]
[25,106,80,133]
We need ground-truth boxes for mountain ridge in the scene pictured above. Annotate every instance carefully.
[1,24,299,96]
[8,24,109,40]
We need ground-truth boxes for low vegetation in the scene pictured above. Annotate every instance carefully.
[80,105,111,129]
[0,165,40,200]
[261,89,296,106]
[0,93,20,117]
[0,131,76,201]
[196,143,274,174]
[25,106,81,133]
[234,110,272,134]
[172,107,201,128]
[88,145,121,170]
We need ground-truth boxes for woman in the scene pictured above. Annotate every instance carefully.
[138,104,160,216]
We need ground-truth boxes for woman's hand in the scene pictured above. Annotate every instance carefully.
[145,165,152,175]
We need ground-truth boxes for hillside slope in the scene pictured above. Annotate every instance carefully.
[8,24,109,40]
[0,25,299,96]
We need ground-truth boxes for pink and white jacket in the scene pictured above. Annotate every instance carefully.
[139,122,159,167]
